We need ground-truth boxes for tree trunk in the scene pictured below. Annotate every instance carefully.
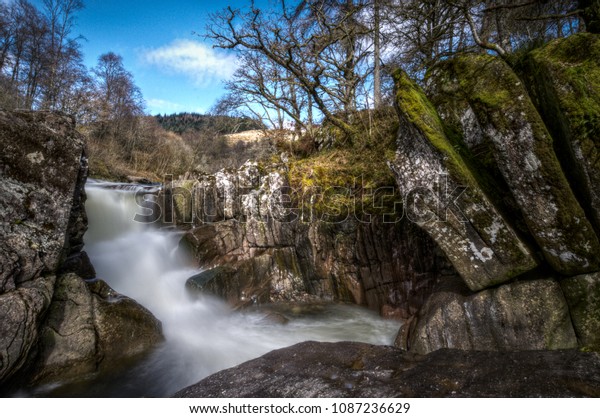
[373,0,382,109]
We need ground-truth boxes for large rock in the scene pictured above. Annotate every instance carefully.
[0,110,87,291]
[0,275,55,384]
[561,272,600,351]
[521,33,600,235]
[391,70,536,291]
[0,110,87,385]
[89,279,164,364]
[30,274,163,385]
[401,276,577,354]
[173,341,600,397]
[428,54,600,276]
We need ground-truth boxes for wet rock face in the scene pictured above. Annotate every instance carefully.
[401,276,577,354]
[174,341,600,398]
[168,162,450,318]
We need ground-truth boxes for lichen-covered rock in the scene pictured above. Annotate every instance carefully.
[391,70,536,291]
[171,161,450,318]
[521,33,600,235]
[402,276,577,354]
[561,272,600,351]
[174,341,600,398]
[0,110,87,387]
[428,54,600,276]
[0,110,87,291]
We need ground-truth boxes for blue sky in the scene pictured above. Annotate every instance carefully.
[31,0,266,115]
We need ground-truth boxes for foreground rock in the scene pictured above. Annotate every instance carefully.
[174,341,600,397]
[30,275,163,385]
[399,276,577,353]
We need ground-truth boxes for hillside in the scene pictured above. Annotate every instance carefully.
[155,113,265,135]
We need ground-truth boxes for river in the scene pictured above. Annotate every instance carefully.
[34,180,400,397]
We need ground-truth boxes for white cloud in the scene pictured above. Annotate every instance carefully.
[142,39,237,86]
[146,98,206,115]
[146,98,184,114]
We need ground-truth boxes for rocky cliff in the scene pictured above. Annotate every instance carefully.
[164,162,454,318]
[171,34,600,399]
[0,110,162,392]
[167,33,600,356]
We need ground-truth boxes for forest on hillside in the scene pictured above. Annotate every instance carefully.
[155,112,265,134]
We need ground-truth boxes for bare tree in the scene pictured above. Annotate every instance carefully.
[40,0,85,111]
[92,52,144,142]
[0,0,88,115]
[206,0,372,140]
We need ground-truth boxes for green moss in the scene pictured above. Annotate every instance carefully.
[393,69,481,190]
[287,147,401,221]
[282,105,401,221]
[173,179,195,222]
[534,35,600,152]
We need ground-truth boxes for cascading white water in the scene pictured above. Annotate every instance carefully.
[76,180,401,397]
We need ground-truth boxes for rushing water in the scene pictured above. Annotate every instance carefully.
[37,180,400,397]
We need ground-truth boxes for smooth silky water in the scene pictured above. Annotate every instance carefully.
[32,180,401,397]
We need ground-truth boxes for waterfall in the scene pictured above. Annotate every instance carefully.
[74,180,400,397]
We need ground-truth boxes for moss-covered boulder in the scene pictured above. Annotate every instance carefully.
[428,53,600,276]
[520,33,600,235]
[561,272,600,351]
[391,70,536,291]
[401,276,578,354]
